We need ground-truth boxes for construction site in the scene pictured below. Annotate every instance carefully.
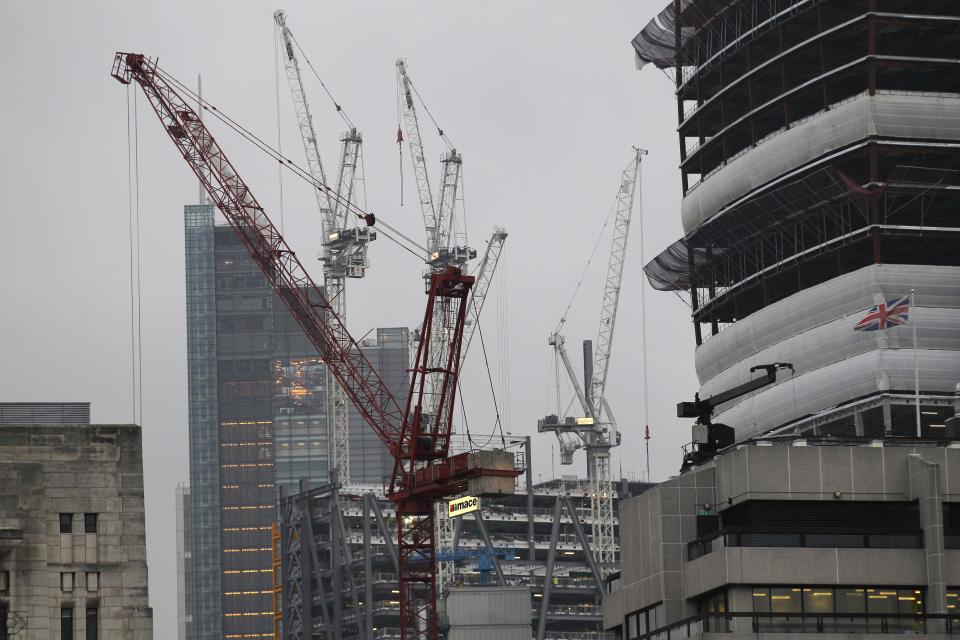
[3,1,960,640]
[154,10,652,640]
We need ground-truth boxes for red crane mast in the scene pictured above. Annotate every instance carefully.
[111,52,513,639]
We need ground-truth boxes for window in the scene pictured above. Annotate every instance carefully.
[752,585,923,633]
[59,513,72,534]
[625,602,662,638]
[86,572,99,592]
[0,570,9,594]
[948,589,960,628]
[85,606,98,640]
[60,607,73,640]
[61,572,74,593]
[699,589,729,632]
[84,514,97,534]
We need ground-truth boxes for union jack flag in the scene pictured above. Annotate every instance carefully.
[854,293,911,331]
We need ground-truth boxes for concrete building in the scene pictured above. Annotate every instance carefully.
[603,433,960,638]
[605,0,960,637]
[182,204,410,640]
[0,407,152,640]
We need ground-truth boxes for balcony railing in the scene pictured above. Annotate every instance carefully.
[688,529,923,560]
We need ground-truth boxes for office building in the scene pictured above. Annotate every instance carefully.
[182,204,409,640]
[603,0,960,636]
[0,411,153,639]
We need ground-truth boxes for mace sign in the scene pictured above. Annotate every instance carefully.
[447,495,480,518]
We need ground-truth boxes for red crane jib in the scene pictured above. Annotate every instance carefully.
[112,51,520,640]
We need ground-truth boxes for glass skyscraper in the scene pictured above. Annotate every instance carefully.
[182,205,409,640]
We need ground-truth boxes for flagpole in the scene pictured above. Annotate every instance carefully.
[912,289,921,437]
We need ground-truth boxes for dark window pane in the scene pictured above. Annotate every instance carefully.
[866,588,898,633]
[835,588,867,633]
[59,514,72,534]
[770,588,802,632]
[804,588,835,632]
[60,607,73,640]
[805,534,864,548]
[85,607,98,640]
[895,588,923,633]
[84,514,97,534]
[0,602,8,640]
[861,406,885,437]
[740,532,801,546]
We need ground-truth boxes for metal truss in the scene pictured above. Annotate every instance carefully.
[684,166,958,326]
[535,495,606,640]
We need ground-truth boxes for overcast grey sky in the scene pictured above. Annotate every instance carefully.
[0,1,695,635]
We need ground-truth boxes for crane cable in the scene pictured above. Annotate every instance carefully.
[553,191,620,334]
[125,85,144,427]
[284,27,355,129]
[159,68,366,222]
[406,73,454,150]
[156,65,432,266]
[462,317,507,450]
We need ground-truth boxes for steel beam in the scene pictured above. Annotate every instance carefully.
[562,495,605,597]
[536,497,563,640]
[362,495,374,636]
[369,496,399,574]
[304,502,334,639]
[335,503,367,640]
[526,436,535,564]
[472,510,506,586]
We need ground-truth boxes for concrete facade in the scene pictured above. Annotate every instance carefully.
[0,423,152,639]
[604,440,960,638]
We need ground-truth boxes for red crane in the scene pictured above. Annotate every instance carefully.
[111,52,516,639]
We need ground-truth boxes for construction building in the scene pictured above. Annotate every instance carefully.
[180,204,410,640]
[279,437,651,640]
[0,403,153,639]
[603,0,960,637]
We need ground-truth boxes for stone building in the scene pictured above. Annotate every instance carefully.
[0,410,152,639]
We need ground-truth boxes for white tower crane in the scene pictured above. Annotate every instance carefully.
[398,59,501,594]
[274,10,375,482]
[539,148,646,567]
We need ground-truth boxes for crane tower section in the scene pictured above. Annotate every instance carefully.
[538,148,645,568]
[275,10,375,481]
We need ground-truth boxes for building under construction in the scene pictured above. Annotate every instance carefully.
[601,1,960,637]
[279,441,652,640]
[638,0,960,441]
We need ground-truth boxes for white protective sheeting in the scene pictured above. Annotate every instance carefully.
[713,349,960,442]
[696,264,960,383]
[694,264,960,440]
[681,91,960,234]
